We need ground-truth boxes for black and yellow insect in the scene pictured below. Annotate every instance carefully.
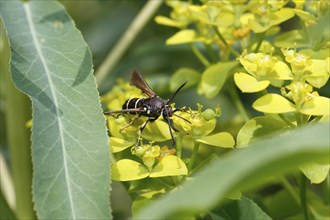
[104,70,189,146]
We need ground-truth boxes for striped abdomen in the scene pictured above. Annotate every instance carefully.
[122,98,144,113]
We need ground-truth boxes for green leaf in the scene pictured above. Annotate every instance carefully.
[219,196,272,220]
[299,49,330,60]
[150,155,188,178]
[249,8,295,33]
[266,188,301,218]
[166,29,196,45]
[234,72,270,93]
[154,16,186,28]
[305,59,329,88]
[300,163,330,184]
[300,96,330,116]
[253,94,296,114]
[112,159,149,181]
[293,8,316,22]
[199,61,238,98]
[0,1,110,219]
[237,116,290,148]
[170,67,200,92]
[204,6,234,27]
[190,118,217,138]
[272,61,293,80]
[110,137,134,153]
[196,132,235,148]
[136,124,330,219]
[142,120,171,142]
[274,29,309,48]
[306,75,329,89]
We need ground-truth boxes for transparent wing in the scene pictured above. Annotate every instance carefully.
[130,70,156,97]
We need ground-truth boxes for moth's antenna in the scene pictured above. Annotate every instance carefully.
[173,113,191,124]
[169,81,188,103]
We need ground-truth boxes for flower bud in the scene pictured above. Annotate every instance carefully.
[202,108,216,120]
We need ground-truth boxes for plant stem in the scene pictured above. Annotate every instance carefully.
[1,31,36,219]
[296,113,304,126]
[310,116,322,125]
[279,176,300,205]
[278,114,296,128]
[227,79,250,123]
[188,141,200,174]
[212,25,240,58]
[176,135,182,159]
[279,175,316,220]
[300,174,310,220]
[253,32,266,52]
[203,43,218,63]
[190,43,210,67]
[155,177,174,189]
[95,0,163,85]
[322,175,329,204]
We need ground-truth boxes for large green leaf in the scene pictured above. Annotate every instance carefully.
[199,61,238,99]
[0,1,110,219]
[135,124,329,219]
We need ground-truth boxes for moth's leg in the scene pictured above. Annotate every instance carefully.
[119,115,139,133]
[135,118,150,147]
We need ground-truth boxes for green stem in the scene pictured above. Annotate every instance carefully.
[190,43,210,67]
[94,0,163,85]
[300,174,310,220]
[155,177,174,189]
[310,116,322,125]
[253,32,266,53]
[259,89,268,96]
[212,25,240,58]
[0,190,16,220]
[176,135,182,159]
[279,176,300,205]
[296,113,301,126]
[296,113,304,127]
[1,30,36,219]
[188,141,200,174]
[322,175,329,204]
[278,114,296,128]
[203,43,218,63]
[227,80,250,123]
[280,175,317,220]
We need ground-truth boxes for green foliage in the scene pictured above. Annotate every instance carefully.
[199,61,238,98]
[1,0,110,219]
[135,124,330,219]
[1,0,329,219]
[104,81,233,182]
[135,0,329,218]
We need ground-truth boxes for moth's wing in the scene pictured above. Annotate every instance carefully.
[130,70,156,97]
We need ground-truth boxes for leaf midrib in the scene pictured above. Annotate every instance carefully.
[23,3,76,218]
